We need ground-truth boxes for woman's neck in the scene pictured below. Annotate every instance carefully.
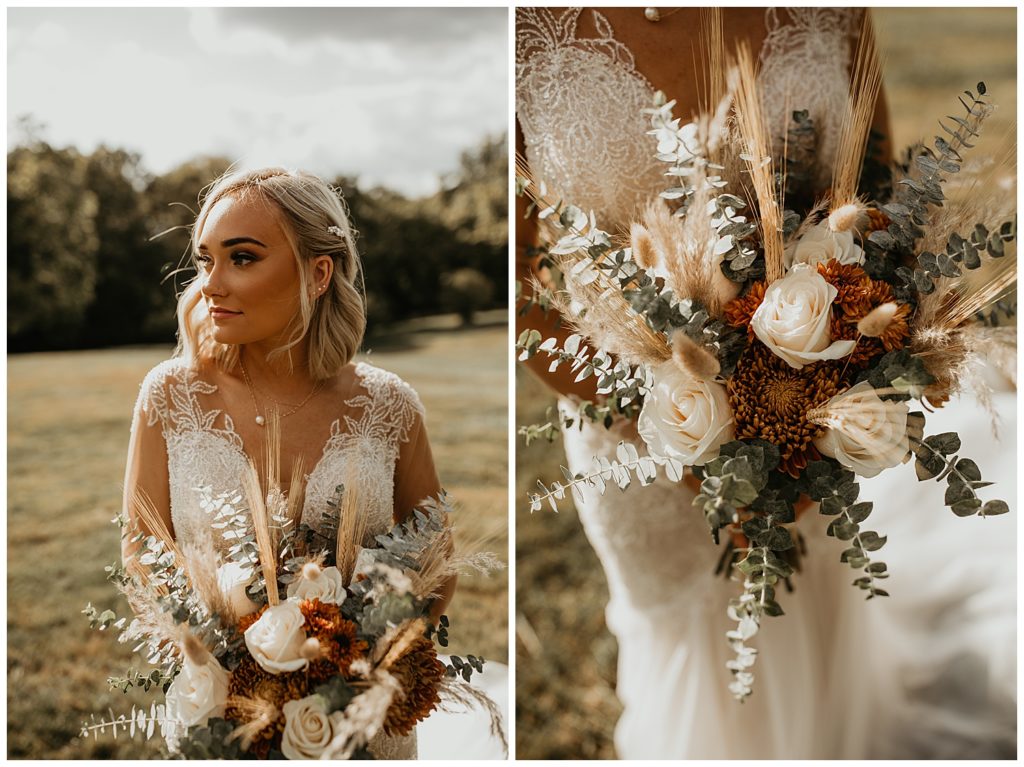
[239,341,316,399]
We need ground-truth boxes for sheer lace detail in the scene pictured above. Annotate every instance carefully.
[136,360,423,555]
[758,8,861,188]
[516,7,665,229]
[302,362,425,541]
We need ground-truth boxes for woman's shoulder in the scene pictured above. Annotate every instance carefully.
[350,361,425,415]
[134,356,209,424]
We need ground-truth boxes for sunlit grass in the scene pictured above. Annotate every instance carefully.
[7,317,507,759]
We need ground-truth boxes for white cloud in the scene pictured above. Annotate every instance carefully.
[6,7,507,197]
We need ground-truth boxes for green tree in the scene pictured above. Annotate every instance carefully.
[8,143,99,349]
[79,147,157,346]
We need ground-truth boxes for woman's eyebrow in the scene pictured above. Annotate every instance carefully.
[221,236,268,248]
[197,236,268,251]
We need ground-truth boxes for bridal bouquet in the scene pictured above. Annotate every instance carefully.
[517,31,1014,700]
[82,433,504,757]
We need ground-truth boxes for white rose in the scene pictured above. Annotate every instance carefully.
[164,656,229,740]
[244,601,309,674]
[786,221,865,269]
[638,360,734,466]
[751,264,856,369]
[813,382,912,478]
[216,562,259,617]
[286,563,347,606]
[280,694,336,760]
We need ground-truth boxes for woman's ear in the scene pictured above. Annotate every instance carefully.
[311,255,334,293]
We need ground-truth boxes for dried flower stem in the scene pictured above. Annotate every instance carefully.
[729,43,784,282]
[831,13,883,210]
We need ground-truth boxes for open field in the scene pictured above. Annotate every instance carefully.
[7,314,507,759]
[514,8,1016,759]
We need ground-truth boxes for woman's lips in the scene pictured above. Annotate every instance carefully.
[210,307,242,319]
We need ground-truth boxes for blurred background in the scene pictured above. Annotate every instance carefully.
[514,7,1017,759]
[7,7,508,758]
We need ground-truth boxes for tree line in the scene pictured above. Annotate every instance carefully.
[7,130,507,352]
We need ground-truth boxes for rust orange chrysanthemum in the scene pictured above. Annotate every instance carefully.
[381,636,445,737]
[726,341,851,477]
[823,262,912,367]
[723,281,768,336]
[298,599,368,683]
[817,260,872,317]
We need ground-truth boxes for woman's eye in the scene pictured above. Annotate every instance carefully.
[195,254,212,269]
[231,251,256,265]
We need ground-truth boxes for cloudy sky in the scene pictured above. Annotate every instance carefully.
[7,7,508,196]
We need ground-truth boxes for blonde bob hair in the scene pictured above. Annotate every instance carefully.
[176,167,366,380]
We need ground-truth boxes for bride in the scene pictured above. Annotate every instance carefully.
[516,7,1016,759]
[122,167,454,759]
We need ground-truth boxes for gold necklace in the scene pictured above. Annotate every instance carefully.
[644,7,683,23]
[239,354,322,427]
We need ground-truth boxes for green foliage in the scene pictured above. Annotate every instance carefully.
[779,109,820,210]
[440,267,495,325]
[858,348,935,400]
[910,431,1009,517]
[314,677,358,713]
[878,83,995,292]
[8,142,100,349]
[692,440,780,543]
[896,218,1016,294]
[173,718,246,759]
[445,653,486,683]
[108,668,175,695]
[800,459,889,598]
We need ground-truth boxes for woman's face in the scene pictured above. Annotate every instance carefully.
[196,193,307,348]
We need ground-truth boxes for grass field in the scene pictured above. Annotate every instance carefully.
[6,313,507,759]
[513,8,1016,760]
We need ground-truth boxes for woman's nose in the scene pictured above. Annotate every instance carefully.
[200,264,226,298]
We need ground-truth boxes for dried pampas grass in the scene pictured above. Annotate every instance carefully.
[180,531,237,627]
[671,330,721,381]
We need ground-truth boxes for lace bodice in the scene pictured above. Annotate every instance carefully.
[130,357,427,760]
[134,358,423,552]
[516,8,665,231]
[516,8,859,229]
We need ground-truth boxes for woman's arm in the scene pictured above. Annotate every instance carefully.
[121,382,173,564]
[392,407,455,624]
[515,120,606,403]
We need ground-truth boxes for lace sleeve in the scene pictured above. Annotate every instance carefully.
[122,361,177,560]
[390,385,441,524]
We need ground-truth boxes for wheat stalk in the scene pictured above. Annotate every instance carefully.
[729,43,784,282]
[830,13,883,212]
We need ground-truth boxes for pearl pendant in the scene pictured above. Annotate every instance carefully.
[644,7,660,22]
[255,415,266,426]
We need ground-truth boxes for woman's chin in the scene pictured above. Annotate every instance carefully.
[210,327,247,345]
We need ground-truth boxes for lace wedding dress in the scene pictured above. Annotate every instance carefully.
[131,357,434,760]
[517,7,1016,759]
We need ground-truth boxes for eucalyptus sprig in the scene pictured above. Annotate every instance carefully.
[800,459,889,599]
[528,441,661,513]
[910,431,1010,517]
